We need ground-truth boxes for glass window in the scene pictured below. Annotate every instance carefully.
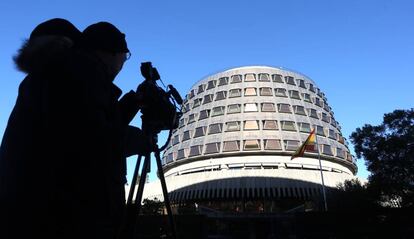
[314,97,323,107]
[285,76,296,85]
[322,113,330,123]
[182,130,191,141]
[315,125,325,136]
[227,104,241,114]
[289,90,301,100]
[207,80,217,90]
[302,93,312,103]
[184,103,191,112]
[244,140,260,150]
[284,140,300,151]
[328,129,336,139]
[308,108,319,119]
[177,149,187,160]
[229,88,242,98]
[281,121,296,131]
[259,87,273,96]
[173,135,180,145]
[317,88,323,97]
[331,120,337,127]
[208,123,223,134]
[272,74,284,83]
[167,153,174,163]
[244,87,257,96]
[264,139,282,150]
[261,103,276,112]
[321,144,333,156]
[263,120,278,130]
[192,98,202,108]
[205,142,220,154]
[324,102,330,112]
[188,113,197,123]
[223,141,240,152]
[203,94,213,104]
[244,73,256,82]
[198,84,205,94]
[259,73,270,82]
[215,91,227,101]
[336,147,345,158]
[231,74,242,83]
[308,83,315,93]
[297,122,311,133]
[199,109,210,120]
[212,106,225,116]
[189,145,202,156]
[244,103,258,112]
[189,89,195,99]
[275,88,287,97]
[179,118,186,128]
[294,105,306,115]
[194,126,206,138]
[298,79,306,89]
[244,120,259,130]
[278,103,292,113]
[218,77,229,86]
[225,121,240,131]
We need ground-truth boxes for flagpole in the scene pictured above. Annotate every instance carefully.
[315,134,328,212]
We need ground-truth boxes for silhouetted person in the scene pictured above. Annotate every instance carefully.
[0,20,147,239]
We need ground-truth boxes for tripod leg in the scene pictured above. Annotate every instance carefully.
[127,155,142,206]
[154,150,177,239]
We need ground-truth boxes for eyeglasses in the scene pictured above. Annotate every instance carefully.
[125,52,131,61]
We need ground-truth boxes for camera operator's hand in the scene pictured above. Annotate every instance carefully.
[124,126,152,157]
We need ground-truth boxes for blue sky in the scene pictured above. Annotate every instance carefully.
[1,0,413,182]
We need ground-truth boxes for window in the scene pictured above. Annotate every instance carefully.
[314,97,323,107]
[244,103,258,112]
[203,94,213,104]
[308,83,315,93]
[264,139,282,150]
[278,103,292,113]
[188,89,195,99]
[207,80,216,90]
[189,145,202,156]
[263,120,278,130]
[172,135,180,145]
[244,73,256,82]
[198,84,205,94]
[302,93,312,103]
[215,91,227,101]
[229,88,242,98]
[188,113,197,123]
[259,87,273,96]
[289,90,301,100]
[212,106,225,116]
[275,88,287,97]
[298,79,306,89]
[231,74,242,83]
[331,120,337,127]
[208,123,223,134]
[244,87,257,96]
[184,103,191,112]
[194,126,206,138]
[199,109,210,120]
[259,73,270,82]
[205,142,220,154]
[317,88,323,97]
[321,144,333,156]
[297,122,311,133]
[281,121,296,131]
[218,77,229,86]
[294,105,306,115]
[284,140,300,151]
[285,76,296,85]
[244,140,260,150]
[322,113,330,123]
[261,103,276,112]
[324,102,330,112]
[177,149,187,160]
[182,130,191,141]
[308,108,319,119]
[223,141,240,152]
[179,118,186,128]
[315,125,325,136]
[192,98,202,108]
[244,120,259,130]
[167,153,174,163]
[336,147,345,158]
[225,121,240,131]
[227,104,241,114]
[328,129,336,139]
[272,74,284,83]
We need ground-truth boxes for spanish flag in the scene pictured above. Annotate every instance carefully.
[291,128,317,160]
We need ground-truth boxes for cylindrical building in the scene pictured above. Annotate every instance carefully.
[141,66,357,212]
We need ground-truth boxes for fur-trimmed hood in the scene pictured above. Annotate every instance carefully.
[13,36,74,74]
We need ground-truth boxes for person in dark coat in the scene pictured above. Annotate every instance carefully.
[0,20,148,239]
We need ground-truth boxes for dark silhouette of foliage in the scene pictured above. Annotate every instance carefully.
[141,198,164,215]
[350,109,414,207]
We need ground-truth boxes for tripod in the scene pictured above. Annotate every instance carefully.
[119,123,177,239]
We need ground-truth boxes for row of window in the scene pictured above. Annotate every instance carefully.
[188,73,325,99]
[172,121,345,145]
[185,88,331,112]
[180,104,338,127]
[165,140,349,162]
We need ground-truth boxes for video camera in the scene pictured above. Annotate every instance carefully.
[136,62,183,133]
